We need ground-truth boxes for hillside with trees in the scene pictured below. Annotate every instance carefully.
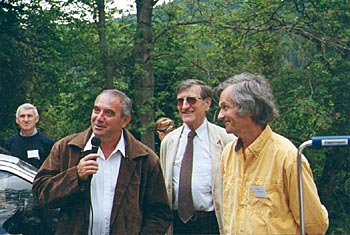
[1,0,349,233]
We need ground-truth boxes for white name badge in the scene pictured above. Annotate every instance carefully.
[27,150,40,160]
[251,185,268,198]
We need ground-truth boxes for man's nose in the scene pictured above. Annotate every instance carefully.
[181,100,191,109]
[218,110,224,120]
[95,112,104,121]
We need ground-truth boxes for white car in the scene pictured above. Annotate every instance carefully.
[0,154,58,235]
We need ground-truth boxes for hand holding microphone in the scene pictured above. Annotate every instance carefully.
[77,136,101,181]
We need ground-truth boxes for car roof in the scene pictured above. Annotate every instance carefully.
[0,154,37,183]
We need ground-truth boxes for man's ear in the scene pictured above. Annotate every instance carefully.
[205,98,212,111]
[35,115,40,124]
[121,115,131,128]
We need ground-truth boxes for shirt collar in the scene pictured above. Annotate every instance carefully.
[20,128,38,137]
[114,130,126,158]
[235,125,273,159]
[84,130,126,158]
[184,118,208,140]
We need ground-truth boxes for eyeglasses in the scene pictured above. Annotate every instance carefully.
[157,129,167,133]
[177,97,203,106]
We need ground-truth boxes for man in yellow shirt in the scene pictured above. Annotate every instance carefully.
[216,72,328,235]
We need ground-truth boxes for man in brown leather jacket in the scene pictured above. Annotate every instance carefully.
[33,89,172,235]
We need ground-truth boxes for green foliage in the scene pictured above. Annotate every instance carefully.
[1,0,350,232]
[1,1,30,138]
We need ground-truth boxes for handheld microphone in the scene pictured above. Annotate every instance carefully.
[89,136,101,230]
[91,136,101,154]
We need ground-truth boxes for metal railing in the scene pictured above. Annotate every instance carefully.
[297,136,350,235]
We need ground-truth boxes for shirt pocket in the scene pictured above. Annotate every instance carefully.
[248,183,284,217]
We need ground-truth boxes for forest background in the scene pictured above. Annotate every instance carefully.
[1,0,349,233]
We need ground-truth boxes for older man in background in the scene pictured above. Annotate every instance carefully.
[5,103,54,168]
[160,79,235,235]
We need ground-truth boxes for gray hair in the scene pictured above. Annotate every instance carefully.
[16,103,39,118]
[99,89,132,117]
[177,79,212,99]
[216,72,279,126]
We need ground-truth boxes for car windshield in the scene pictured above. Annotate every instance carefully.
[0,171,57,235]
[0,171,33,234]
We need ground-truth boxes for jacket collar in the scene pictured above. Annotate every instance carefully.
[123,129,151,159]
[67,127,151,160]
[68,128,92,150]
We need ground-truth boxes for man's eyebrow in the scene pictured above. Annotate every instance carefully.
[105,109,116,114]
[93,106,116,115]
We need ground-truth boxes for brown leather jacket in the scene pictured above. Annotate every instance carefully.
[32,128,172,235]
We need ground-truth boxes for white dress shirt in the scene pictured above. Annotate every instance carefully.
[85,133,124,235]
[173,119,214,212]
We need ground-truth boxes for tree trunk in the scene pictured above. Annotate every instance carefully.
[133,0,156,150]
[96,0,114,89]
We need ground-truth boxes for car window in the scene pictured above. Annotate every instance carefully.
[0,171,57,235]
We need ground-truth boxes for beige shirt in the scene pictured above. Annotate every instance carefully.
[221,125,328,235]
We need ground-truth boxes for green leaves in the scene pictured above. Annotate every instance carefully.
[1,1,350,231]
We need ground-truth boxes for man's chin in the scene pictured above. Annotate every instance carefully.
[224,125,234,134]
[181,115,194,122]
[93,127,105,135]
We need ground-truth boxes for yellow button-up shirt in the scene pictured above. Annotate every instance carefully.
[221,125,328,235]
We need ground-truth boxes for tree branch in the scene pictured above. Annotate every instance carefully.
[152,19,211,44]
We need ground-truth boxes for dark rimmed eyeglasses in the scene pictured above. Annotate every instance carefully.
[177,97,203,106]
[157,129,167,133]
